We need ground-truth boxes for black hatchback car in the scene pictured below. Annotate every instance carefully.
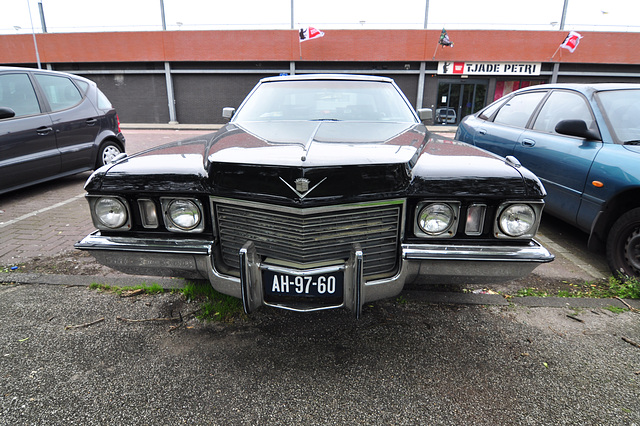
[0,66,125,195]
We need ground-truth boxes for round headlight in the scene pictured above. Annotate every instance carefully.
[167,199,201,230]
[417,203,455,235]
[499,204,536,237]
[94,197,128,229]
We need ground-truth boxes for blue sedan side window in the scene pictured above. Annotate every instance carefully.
[532,91,593,134]
[493,92,546,128]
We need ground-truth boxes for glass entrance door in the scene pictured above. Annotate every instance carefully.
[436,81,488,125]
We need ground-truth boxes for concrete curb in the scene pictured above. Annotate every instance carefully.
[3,272,639,311]
[0,272,189,290]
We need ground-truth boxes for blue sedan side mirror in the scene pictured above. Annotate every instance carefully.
[555,119,601,141]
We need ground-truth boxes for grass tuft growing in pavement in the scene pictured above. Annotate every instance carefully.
[516,275,640,299]
[181,281,244,322]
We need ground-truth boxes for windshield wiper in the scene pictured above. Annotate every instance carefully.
[310,118,341,121]
[623,140,640,145]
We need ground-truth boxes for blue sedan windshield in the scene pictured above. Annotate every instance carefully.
[597,89,640,143]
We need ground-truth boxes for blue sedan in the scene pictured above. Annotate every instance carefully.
[456,83,640,277]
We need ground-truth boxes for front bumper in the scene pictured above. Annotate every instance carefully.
[76,232,554,317]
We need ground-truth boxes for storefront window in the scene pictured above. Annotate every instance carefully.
[493,80,544,101]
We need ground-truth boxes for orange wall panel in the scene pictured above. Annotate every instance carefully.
[0,29,637,65]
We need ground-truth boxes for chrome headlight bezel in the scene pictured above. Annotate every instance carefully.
[494,201,544,239]
[414,201,460,238]
[161,197,205,233]
[88,195,131,231]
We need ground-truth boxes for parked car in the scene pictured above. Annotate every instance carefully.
[435,107,457,124]
[76,74,552,317]
[0,66,125,195]
[456,83,640,277]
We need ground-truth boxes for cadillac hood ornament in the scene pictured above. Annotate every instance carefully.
[280,176,327,199]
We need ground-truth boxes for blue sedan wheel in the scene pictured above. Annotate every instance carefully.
[607,208,640,277]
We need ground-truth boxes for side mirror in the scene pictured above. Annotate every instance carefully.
[0,106,16,120]
[555,119,601,141]
[222,107,236,120]
[417,108,433,123]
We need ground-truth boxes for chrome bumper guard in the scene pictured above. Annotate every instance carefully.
[76,232,554,317]
[239,241,366,318]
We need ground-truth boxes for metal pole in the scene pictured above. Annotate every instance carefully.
[551,0,569,83]
[291,0,295,30]
[416,62,426,109]
[164,62,178,124]
[424,0,429,29]
[160,0,167,30]
[38,1,47,33]
[27,0,41,69]
[559,0,569,30]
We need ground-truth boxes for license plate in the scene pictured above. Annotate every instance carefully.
[263,269,344,298]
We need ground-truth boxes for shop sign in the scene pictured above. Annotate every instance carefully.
[438,62,541,76]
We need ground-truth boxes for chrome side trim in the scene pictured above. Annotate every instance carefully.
[402,240,554,262]
[75,230,212,255]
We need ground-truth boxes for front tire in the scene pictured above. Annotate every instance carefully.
[606,207,640,277]
[96,141,122,168]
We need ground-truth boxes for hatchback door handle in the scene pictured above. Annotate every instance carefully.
[521,138,536,147]
[36,126,53,135]
[86,118,98,126]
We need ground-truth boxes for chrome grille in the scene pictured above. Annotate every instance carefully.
[213,199,403,278]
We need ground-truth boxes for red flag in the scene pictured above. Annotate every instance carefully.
[560,31,583,53]
[299,27,325,42]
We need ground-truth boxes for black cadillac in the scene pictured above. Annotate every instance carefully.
[76,74,553,317]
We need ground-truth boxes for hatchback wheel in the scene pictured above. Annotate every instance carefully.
[97,142,122,168]
[606,208,640,277]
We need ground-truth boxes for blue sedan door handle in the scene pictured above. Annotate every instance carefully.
[521,138,536,147]
[478,129,487,135]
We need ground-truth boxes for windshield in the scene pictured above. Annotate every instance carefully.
[596,89,640,143]
[234,80,417,123]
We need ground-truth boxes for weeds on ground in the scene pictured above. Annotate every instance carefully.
[515,275,640,299]
[89,281,243,322]
[604,305,629,314]
[182,281,243,322]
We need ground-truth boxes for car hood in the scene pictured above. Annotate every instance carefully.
[205,121,426,167]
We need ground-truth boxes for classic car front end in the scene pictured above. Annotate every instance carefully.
[76,75,553,317]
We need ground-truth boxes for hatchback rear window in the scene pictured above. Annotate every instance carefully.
[96,89,113,109]
[35,74,83,112]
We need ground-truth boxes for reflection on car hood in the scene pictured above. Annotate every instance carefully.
[206,121,426,167]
